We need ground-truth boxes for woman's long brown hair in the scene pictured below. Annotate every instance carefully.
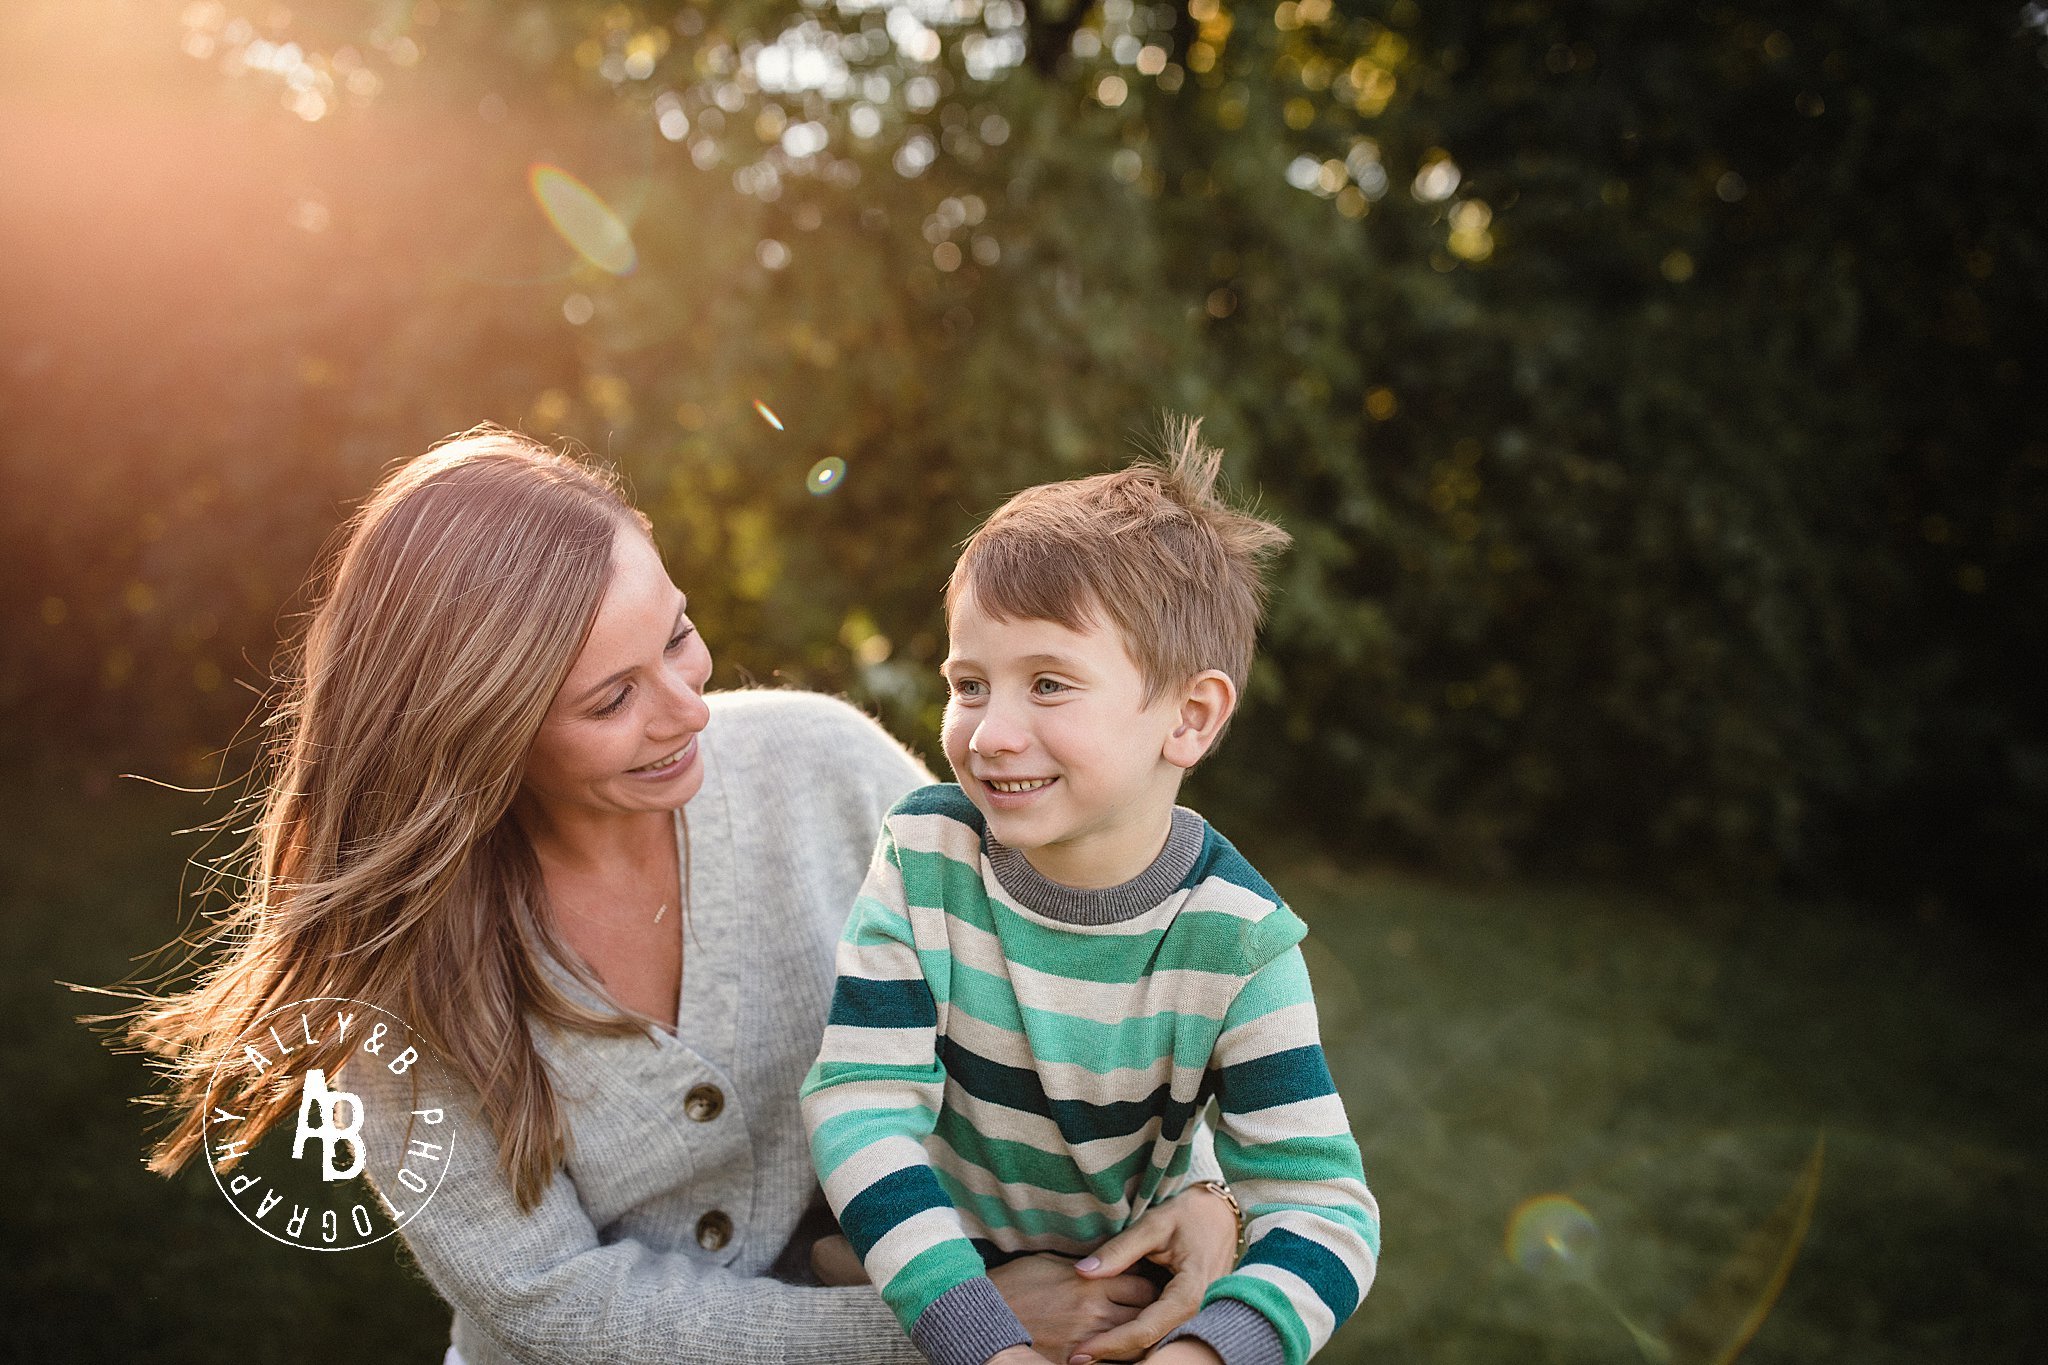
[109,426,654,1211]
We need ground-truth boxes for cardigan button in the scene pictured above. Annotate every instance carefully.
[684,1084,725,1122]
[696,1210,733,1251]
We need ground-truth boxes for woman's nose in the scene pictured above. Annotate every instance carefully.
[655,657,711,732]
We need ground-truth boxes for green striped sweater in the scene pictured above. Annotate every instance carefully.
[800,785,1378,1365]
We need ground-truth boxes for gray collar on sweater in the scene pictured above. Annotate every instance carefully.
[983,806,1206,925]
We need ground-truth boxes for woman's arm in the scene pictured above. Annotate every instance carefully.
[352,1062,926,1365]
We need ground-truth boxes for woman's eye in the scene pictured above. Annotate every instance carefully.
[594,687,631,718]
[666,626,694,652]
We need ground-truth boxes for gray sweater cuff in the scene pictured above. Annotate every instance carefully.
[1163,1298,1287,1365]
[909,1276,1033,1365]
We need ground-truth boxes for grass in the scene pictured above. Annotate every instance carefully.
[1286,855,2048,1363]
[4,778,2041,1362]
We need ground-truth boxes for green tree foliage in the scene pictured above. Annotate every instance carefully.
[2,0,2041,910]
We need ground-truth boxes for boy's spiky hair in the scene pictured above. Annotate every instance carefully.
[945,415,1292,703]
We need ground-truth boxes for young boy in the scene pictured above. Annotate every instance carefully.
[800,420,1378,1365]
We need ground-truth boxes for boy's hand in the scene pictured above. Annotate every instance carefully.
[988,1253,1155,1363]
[1065,1184,1239,1363]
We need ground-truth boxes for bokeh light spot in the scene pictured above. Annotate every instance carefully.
[1413,151,1462,202]
[528,164,637,276]
[1507,1195,1600,1281]
[530,388,571,428]
[753,400,785,431]
[807,457,846,494]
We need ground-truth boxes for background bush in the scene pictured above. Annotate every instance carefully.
[2,0,2041,918]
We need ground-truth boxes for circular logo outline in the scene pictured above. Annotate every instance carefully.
[202,995,459,1252]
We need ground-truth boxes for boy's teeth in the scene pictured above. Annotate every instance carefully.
[988,778,1053,793]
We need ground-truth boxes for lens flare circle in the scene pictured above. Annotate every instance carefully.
[1507,1194,1601,1281]
[807,457,847,495]
[528,164,637,276]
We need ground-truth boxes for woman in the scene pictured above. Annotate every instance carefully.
[127,428,1236,1364]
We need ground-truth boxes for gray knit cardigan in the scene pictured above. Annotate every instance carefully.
[357,690,939,1364]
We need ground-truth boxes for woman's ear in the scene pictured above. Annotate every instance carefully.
[1163,670,1238,770]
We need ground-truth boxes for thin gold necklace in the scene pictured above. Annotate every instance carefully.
[654,809,691,930]
[548,811,689,929]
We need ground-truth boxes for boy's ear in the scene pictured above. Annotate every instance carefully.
[1163,670,1237,770]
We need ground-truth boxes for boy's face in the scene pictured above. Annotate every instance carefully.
[941,589,1189,889]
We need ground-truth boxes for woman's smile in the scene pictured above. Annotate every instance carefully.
[628,735,699,779]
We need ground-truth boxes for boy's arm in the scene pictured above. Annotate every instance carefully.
[1165,941,1379,1365]
[799,817,1034,1365]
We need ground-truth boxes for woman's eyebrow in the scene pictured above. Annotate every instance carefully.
[575,600,688,703]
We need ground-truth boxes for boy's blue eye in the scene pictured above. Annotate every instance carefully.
[1033,678,1068,695]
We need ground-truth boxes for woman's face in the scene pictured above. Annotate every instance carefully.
[520,520,714,817]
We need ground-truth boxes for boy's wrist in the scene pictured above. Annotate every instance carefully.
[1161,1299,1287,1365]
[1189,1179,1247,1261]
[912,1276,1035,1365]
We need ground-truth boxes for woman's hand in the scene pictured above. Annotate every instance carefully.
[808,1233,868,1286]
[989,1253,1156,1364]
[1065,1184,1240,1363]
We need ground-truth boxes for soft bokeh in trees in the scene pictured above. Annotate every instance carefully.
[2,0,2042,917]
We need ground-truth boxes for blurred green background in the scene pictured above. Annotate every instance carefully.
[2,0,2042,1359]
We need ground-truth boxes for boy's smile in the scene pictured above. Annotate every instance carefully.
[940,590,1192,889]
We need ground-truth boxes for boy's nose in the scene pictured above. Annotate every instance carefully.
[969,708,1028,757]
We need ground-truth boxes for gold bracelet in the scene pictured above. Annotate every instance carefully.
[1193,1179,1248,1261]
